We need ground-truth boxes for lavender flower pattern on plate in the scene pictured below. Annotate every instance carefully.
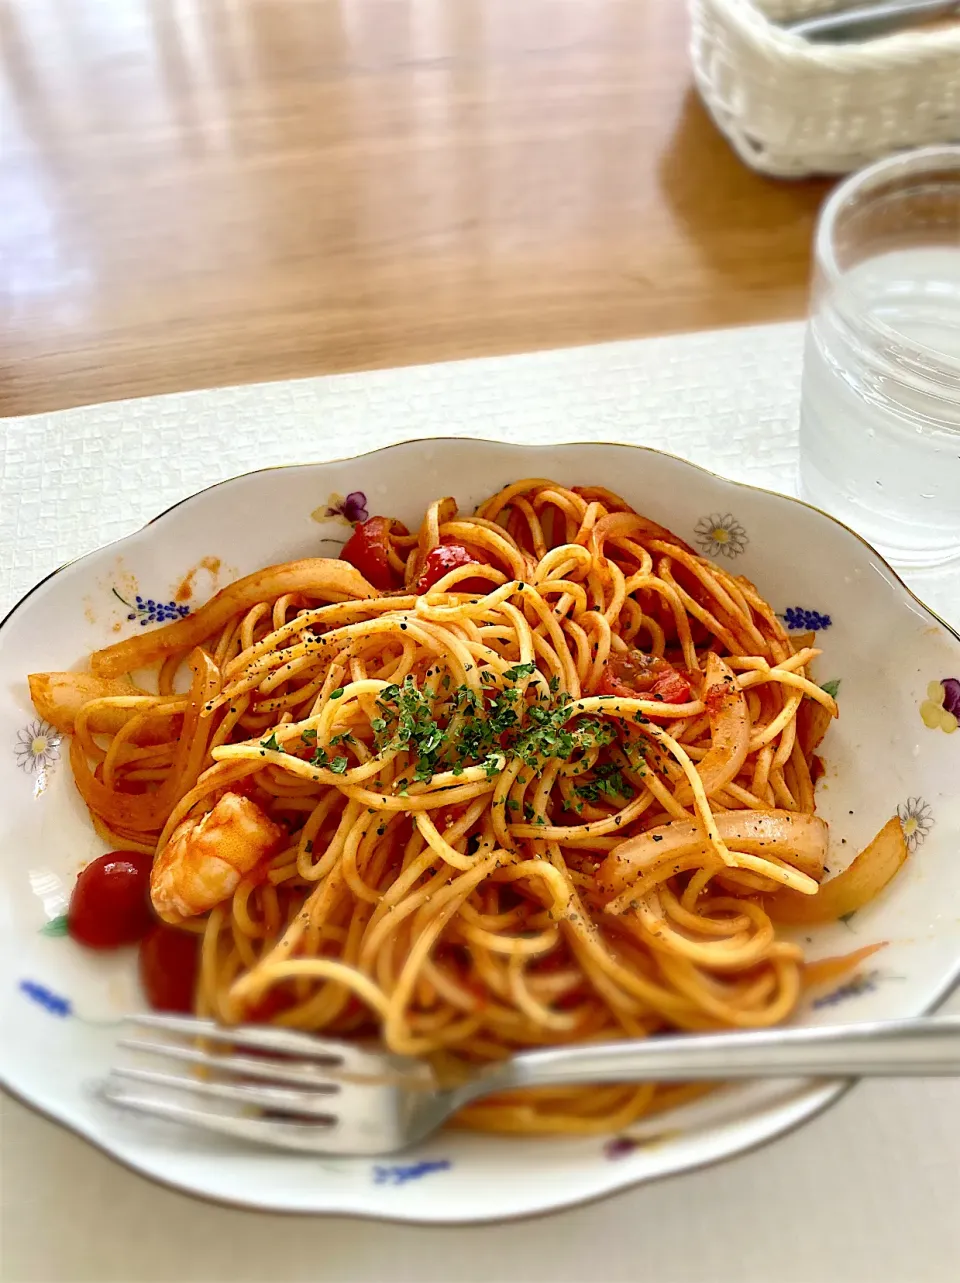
[693,513,748,559]
[782,607,832,632]
[112,588,191,628]
[919,678,960,734]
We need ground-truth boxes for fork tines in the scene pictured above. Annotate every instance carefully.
[98,1013,368,1151]
[122,1013,350,1063]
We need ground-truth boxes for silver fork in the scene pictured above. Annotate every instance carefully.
[786,0,960,41]
[100,1013,960,1155]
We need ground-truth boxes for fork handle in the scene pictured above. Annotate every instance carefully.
[786,0,959,41]
[455,1017,960,1106]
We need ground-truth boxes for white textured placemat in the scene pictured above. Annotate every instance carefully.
[1,323,809,615]
[2,322,959,1283]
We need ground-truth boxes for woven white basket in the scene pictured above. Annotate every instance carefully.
[690,0,960,176]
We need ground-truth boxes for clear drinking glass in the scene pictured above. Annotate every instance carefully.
[799,146,960,571]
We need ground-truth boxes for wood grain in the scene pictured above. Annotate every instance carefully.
[0,0,829,416]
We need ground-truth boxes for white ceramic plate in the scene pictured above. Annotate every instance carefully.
[2,440,959,1222]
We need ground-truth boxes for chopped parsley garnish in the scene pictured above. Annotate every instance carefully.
[329,687,345,700]
[330,755,349,774]
[300,728,317,744]
[353,663,627,796]
[821,679,841,699]
[575,763,627,803]
[503,662,536,681]
[260,732,283,752]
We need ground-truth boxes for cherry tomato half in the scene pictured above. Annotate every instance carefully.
[649,667,693,705]
[139,924,200,1013]
[68,851,155,949]
[416,544,485,593]
[597,650,692,706]
[340,516,400,591]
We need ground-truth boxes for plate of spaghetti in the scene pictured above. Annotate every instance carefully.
[2,440,959,1221]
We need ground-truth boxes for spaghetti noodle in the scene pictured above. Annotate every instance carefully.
[30,479,907,1136]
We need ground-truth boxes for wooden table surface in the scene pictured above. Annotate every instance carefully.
[0,0,829,418]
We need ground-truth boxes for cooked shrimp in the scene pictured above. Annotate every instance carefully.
[150,793,284,923]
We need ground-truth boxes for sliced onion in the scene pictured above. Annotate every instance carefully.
[803,942,887,990]
[91,559,376,678]
[70,648,218,835]
[797,696,833,759]
[28,672,158,736]
[598,809,829,897]
[675,652,749,803]
[767,815,907,925]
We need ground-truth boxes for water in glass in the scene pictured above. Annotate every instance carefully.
[801,244,960,568]
[799,144,960,574]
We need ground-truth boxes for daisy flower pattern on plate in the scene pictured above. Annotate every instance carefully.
[919,678,960,734]
[14,719,62,797]
[694,513,748,559]
[15,719,61,774]
[897,797,934,852]
[312,491,369,527]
